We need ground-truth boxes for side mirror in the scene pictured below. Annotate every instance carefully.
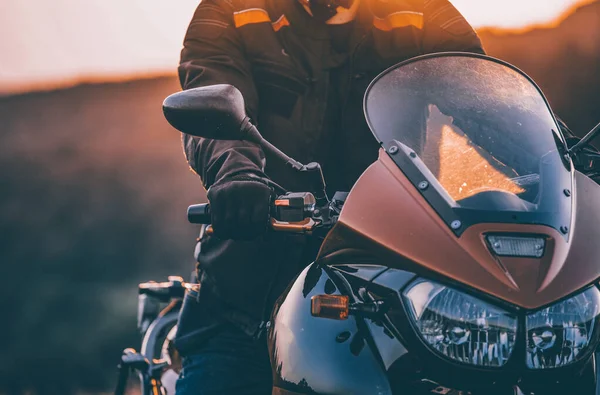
[162,86,330,205]
[162,84,248,140]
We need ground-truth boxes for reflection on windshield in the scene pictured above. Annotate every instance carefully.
[365,54,573,228]
[422,105,526,201]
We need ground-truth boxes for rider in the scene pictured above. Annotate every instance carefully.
[173,0,485,393]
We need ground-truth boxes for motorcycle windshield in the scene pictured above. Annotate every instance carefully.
[364,54,573,236]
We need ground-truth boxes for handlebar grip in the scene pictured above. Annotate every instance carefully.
[188,203,211,224]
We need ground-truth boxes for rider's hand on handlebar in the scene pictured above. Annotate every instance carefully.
[206,174,272,241]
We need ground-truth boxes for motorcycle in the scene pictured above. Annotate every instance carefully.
[116,52,600,394]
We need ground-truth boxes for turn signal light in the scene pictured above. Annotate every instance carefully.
[311,295,349,320]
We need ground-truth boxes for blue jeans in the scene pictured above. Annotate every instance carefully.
[175,324,272,395]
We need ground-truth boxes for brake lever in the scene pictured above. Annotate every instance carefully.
[203,217,319,237]
[200,190,340,239]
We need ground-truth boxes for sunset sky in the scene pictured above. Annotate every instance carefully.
[453,0,587,27]
[0,0,588,95]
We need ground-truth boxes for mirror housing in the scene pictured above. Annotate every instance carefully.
[162,84,248,140]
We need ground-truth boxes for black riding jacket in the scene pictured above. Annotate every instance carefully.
[174,0,485,351]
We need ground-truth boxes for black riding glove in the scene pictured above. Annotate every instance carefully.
[206,174,273,241]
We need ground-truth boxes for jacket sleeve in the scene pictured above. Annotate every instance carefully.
[422,0,485,55]
[178,0,266,189]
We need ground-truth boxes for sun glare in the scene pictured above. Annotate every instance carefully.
[452,0,587,28]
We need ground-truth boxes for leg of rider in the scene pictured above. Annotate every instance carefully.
[175,324,272,395]
[174,289,272,395]
[174,228,314,395]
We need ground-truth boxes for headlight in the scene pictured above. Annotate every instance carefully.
[526,287,600,369]
[403,279,517,367]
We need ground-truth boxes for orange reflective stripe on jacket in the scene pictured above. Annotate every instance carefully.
[233,8,271,28]
[233,8,290,32]
[272,15,290,32]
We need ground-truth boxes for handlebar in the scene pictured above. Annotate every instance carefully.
[187,203,211,224]
[186,191,338,235]
[138,276,198,302]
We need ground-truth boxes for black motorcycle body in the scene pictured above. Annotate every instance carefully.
[270,261,600,395]
[117,51,600,395]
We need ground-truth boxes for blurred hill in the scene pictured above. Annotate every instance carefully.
[0,77,201,394]
[479,0,600,135]
[1,1,599,394]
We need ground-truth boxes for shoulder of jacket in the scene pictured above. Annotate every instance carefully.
[369,0,424,19]
[228,0,270,12]
[194,0,234,14]
[196,0,267,12]
[193,0,270,17]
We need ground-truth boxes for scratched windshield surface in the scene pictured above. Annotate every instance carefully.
[364,55,571,215]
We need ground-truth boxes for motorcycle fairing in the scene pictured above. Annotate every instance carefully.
[322,148,600,310]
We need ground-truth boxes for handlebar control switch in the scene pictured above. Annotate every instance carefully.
[274,192,316,222]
